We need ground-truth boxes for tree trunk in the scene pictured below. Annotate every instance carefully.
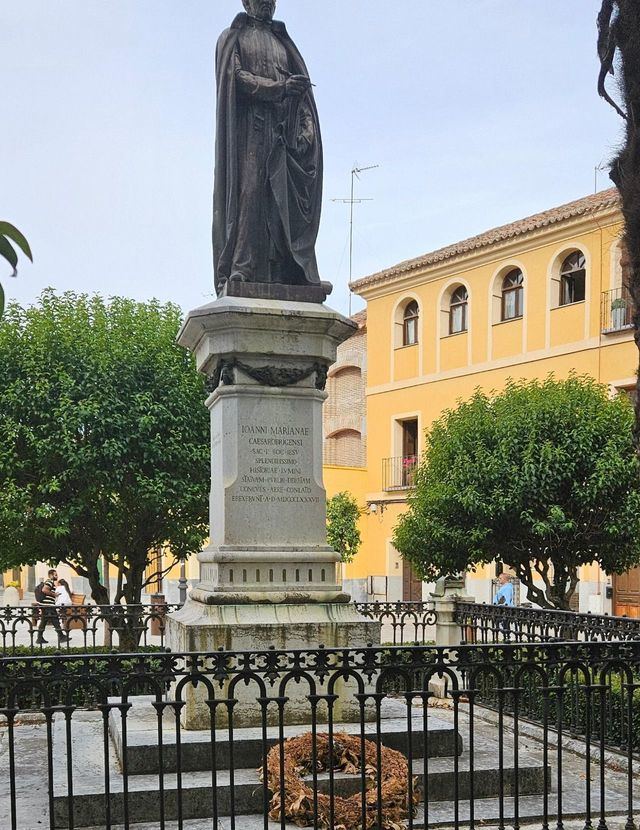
[114,567,124,605]
[516,560,578,610]
[86,558,109,605]
[82,554,113,647]
[599,2,640,451]
[65,550,109,605]
[117,553,146,652]
[550,561,579,610]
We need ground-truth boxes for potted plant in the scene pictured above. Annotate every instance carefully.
[611,296,628,330]
[402,455,418,487]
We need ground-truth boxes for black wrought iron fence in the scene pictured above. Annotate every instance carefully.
[0,603,181,654]
[456,601,640,645]
[462,642,640,755]
[1,641,638,830]
[355,601,437,644]
[1,601,439,655]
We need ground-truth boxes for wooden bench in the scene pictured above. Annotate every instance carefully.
[62,593,88,631]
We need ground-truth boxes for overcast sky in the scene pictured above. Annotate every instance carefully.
[2,0,622,317]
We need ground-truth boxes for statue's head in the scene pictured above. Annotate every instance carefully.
[242,0,276,21]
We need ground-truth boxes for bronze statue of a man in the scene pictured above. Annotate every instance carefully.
[213,0,324,297]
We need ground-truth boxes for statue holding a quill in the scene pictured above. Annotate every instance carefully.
[212,0,324,296]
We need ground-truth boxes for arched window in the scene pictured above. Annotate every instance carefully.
[402,301,419,346]
[449,286,468,334]
[501,269,524,321]
[324,429,364,467]
[560,252,586,306]
[325,366,361,419]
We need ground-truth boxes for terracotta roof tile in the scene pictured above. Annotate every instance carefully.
[351,189,620,292]
[350,309,367,329]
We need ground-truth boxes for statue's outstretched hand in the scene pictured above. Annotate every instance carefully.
[285,75,311,97]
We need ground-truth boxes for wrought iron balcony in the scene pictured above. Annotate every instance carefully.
[382,454,421,491]
[601,286,633,333]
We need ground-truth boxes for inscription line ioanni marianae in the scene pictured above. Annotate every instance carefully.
[232,422,321,504]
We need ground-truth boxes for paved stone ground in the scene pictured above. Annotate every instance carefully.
[1,696,637,830]
[77,820,636,830]
[0,719,50,828]
[427,703,637,827]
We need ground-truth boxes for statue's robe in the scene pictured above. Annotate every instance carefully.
[213,13,323,293]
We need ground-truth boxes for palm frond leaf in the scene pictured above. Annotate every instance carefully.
[0,221,33,262]
[0,235,18,275]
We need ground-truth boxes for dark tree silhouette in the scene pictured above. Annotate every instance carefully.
[598,2,640,445]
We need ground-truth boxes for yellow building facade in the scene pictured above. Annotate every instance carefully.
[6,190,638,614]
[337,189,639,613]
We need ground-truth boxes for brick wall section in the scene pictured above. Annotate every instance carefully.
[324,312,367,467]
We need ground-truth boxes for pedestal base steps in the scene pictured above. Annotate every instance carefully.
[50,696,551,829]
[166,600,381,728]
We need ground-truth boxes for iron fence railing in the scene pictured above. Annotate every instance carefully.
[456,601,640,644]
[601,286,634,333]
[382,454,421,491]
[0,641,638,830]
[1,601,439,654]
[355,601,437,644]
[0,603,181,654]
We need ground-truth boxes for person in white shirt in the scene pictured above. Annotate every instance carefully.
[55,578,73,607]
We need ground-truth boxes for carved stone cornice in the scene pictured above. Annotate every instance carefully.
[206,358,328,393]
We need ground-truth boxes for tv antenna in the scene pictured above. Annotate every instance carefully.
[332,163,379,315]
[594,160,608,193]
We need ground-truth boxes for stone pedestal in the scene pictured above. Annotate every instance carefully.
[168,601,376,728]
[430,577,473,698]
[167,296,380,727]
[191,382,346,605]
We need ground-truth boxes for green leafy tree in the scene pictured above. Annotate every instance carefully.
[326,491,362,564]
[393,376,640,610]
[0,222,32,319]
[0,291,209,642]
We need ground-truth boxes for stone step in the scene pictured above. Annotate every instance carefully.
[53,750,549,828]
[108,696,462,774]
[78,803,633,830]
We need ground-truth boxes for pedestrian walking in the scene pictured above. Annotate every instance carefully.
[36,568,69,645]
[55,578,73,607]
